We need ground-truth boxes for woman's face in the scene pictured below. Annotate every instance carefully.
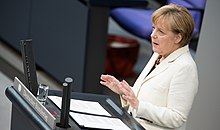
[151,19,181,58]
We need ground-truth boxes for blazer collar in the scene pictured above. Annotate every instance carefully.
[144,45,190,81]
[165,45,190,63]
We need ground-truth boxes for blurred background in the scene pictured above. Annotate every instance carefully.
[1,0,220,130]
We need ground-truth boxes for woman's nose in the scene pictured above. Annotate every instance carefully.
[151,32,157,39]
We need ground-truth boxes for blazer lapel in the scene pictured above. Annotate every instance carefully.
[132,53,159,94]
[142,58,169,83]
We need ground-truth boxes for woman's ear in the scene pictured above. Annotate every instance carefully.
[175,33,182,44]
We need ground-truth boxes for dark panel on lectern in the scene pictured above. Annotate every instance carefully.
[11,106,42,130]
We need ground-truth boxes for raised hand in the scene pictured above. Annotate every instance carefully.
[100,74,123,95]
[120,80,139,109]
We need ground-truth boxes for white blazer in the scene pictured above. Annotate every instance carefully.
[125,45,198,130]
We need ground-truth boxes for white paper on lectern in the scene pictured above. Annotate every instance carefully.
[70,112,131,130]
[48,96,111,116]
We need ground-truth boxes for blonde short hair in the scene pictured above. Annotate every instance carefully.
[152,4,194,46]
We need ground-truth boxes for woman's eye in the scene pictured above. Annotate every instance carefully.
[158,29,163,33]
[158,29,165,35]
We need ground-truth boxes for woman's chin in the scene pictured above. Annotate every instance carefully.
[152,46,158,53]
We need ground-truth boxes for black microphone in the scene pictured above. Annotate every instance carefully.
[57,77,73,128]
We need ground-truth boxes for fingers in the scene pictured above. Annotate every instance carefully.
[100,74,109,82]
[120,84,138,109]
[120,80,136,101]
[100,74,116,83]
[100,80,109,87]
[100,74,121,94]
[120,80,133,96]
[100,75,111,86]
[121,80,131,91]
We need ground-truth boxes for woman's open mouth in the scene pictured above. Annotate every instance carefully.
[153,42,159,45]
